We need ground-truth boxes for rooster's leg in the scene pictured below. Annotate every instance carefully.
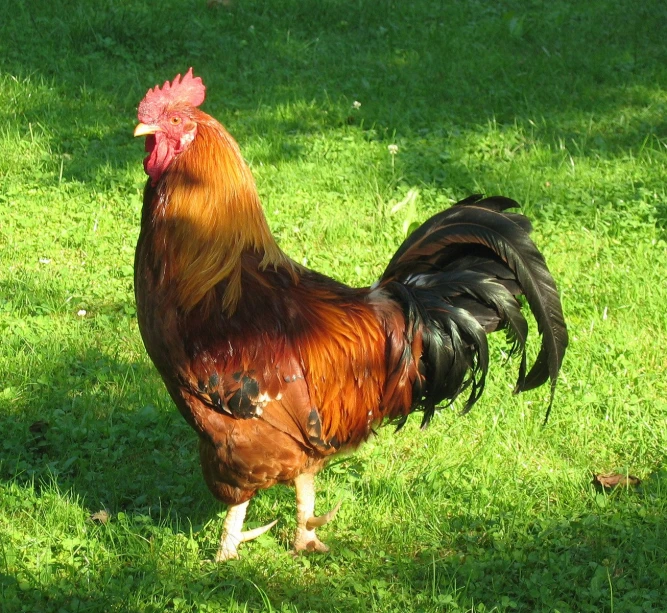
[293,472,341,553]
[215,501,278,562]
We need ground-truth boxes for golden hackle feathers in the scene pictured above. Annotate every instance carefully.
[151,118,291,314]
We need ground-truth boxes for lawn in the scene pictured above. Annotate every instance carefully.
[1,0,666,611]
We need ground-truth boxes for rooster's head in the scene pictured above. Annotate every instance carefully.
[134,68,206,185]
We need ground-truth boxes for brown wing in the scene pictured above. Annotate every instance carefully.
[181,342,345,456]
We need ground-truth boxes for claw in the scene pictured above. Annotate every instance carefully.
[305,500,342,530]
[239,518,279,542]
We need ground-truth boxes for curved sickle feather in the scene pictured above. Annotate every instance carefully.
[381,196,568,423]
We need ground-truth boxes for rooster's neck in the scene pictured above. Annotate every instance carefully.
[145,117,291,314]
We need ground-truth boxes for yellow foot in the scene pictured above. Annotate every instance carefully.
[293,473,342,554]
[215,541,240,562]
[214,501,278,562]
[293,527,331,553]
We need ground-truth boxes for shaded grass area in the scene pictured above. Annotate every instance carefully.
[1,0,666,611]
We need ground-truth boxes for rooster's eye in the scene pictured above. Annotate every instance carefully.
[170,116,182,125]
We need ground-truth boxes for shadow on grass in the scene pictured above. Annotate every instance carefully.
[3,465,664,611]
[0,282,213,525]
[2,0,665,197]
[0,346,203,515]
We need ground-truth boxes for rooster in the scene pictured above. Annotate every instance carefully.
[133,69,567,561]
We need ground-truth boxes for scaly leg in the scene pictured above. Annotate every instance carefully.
[293,472,342,553]
[215,501,278,562]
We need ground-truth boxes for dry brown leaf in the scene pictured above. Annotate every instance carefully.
[90,510,110,524]
[593,473,641,490]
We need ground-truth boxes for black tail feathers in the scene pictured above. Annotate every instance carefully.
[380,195,568,427]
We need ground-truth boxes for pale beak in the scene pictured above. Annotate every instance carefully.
[134,123,160,137]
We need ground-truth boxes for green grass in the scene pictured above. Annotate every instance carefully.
[1,0,666,611]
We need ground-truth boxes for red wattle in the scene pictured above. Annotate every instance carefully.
[143,133,174,186]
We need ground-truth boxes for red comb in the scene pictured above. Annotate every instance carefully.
[138,68,206,122]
